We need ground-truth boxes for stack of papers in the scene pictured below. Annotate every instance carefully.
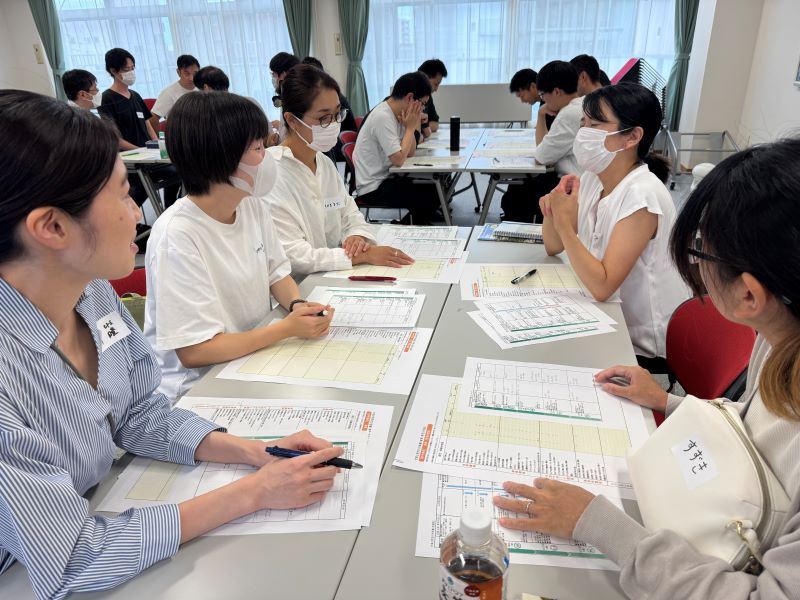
[393,362,650,570]
[99,397,393,535]
[307,286,425,328]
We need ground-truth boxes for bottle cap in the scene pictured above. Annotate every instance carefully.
[459,507,492,546]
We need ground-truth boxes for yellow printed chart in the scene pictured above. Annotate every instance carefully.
[460,263,593,299]
[324,254,468,284]
[393,375,650,499]
[217,326,433,394]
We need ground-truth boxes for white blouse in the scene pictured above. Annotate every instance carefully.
[577,164,690,357]
[265,146,376,276]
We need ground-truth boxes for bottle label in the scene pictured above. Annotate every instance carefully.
[439,565,505,600]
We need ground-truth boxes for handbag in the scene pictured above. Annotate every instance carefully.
[627,394,791,573]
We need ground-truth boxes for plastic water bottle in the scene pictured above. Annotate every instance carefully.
[439,507,509,600]
[158,131,168,159]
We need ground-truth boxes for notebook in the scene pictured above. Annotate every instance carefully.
[478,222,543,244]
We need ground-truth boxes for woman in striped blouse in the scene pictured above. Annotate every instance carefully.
[0,90,343,599]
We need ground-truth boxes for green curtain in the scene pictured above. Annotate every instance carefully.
[283,0,312,59]
[337,0,370,116]
[27,0,66,100]
[665,0,700,131]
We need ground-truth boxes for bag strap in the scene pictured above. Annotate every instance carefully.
[728,520,764,575]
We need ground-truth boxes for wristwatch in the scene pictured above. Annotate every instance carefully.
[288,299,307,313]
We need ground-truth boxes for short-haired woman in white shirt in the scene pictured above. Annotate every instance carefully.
[266,63,414,276]
[144,92,333,402]
[540,83,689,364]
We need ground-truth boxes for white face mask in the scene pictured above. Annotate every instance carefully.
[271,75,280,92]
[120,70,136,86]
[230,151,277,197]
[91,91,102,108]
[572,126,630,174]
[295,117,340,153]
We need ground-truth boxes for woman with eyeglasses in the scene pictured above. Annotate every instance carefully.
[143,91,334,403]
[265,64,414,276]
[0,90,342,598]
[495,138,800,598]
[540,83,689,366]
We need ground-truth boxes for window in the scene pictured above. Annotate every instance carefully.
[55,0,292,120]
[363,0,674,108]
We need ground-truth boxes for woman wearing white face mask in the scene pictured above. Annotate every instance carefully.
[540,83,689,364]
[265,64,414,276]
[143,92,334,403]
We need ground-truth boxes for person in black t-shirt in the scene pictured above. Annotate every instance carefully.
[418,58,447,138]
[99,47,181,209]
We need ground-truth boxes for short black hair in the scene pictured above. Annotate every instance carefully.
[177,54,200,70]
[569,54,601,84]
[269,52,300,75]
[599,70,611,86]
[0,90,119,263]
[302,56,324,70]
[62,69,97,100]
[390,72,432,100]
[105,47,135,75]
[536,60,578,94]
[166,92,270,195]
[583,82,670,182]
[418,59,447,79]
[281,64,341,125]
[509,68,537,93]
[193,66,230,91]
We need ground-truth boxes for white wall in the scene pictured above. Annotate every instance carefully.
[679,0,763,145]
[311,0,349,92]
[739,0,800,145]
[0,0,55,96]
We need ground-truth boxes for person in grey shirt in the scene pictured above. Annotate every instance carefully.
[494,138,800,599]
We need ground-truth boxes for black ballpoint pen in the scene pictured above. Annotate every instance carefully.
[265,446,363,469]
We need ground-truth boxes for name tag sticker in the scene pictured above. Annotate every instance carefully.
[96,311,132,352]
[671,435,719,490]
[136,111,145,119]
[323,197,346,211]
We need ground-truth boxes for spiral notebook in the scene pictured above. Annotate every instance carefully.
[478,222,543,244]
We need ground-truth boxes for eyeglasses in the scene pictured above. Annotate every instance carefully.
[308,108,349,129]
[687,234,727,266]
[249,143,266,153]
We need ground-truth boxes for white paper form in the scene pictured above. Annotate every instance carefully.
[389,237,466,259]
[460,263,593,300]
[217,326,433,394]
[307,286,425,328]
[376,225,459,241]
[416,474,618,570]
[467,311,615,349]
[416,139,468,149]
[99,397,393,534]
[394,375,647,499]
[472,148,536,157]
[325,253,469,284]
[476,295,616,332]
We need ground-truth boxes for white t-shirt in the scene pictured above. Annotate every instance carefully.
[143,196,292,402]
[577,164,690,358]
[151,81,197,118]
[266,146,377,276]
[354,100,404,195]
[533,96,584,176]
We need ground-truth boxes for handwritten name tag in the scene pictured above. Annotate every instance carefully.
[671,435,719,490]
[323,197,346,211]
[136,111,145,119]
[96,311,132,352]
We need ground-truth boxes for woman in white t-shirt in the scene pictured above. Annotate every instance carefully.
[540,83,689,362]
[265,64,414,276]
[144,92,334,402]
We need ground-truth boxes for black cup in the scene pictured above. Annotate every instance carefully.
[449,116,460,152]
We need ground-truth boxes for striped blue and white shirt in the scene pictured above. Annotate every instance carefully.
[0,278,223,599]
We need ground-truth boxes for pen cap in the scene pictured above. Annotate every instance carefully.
[449,116,460,152]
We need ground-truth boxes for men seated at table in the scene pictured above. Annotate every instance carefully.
[418,58,448,135]
[100,47,181,209]
[508,67,554,130]
[149,54,200,131]
[266,64,413,276]
[62,69,102,113]
[570,54,608,96]
[353,72,440,225]
[501,60,583,223]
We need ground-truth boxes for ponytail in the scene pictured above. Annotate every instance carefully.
[760,334,800,421]
[643,152,671,183]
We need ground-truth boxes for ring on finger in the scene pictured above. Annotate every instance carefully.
[523,499,533,514]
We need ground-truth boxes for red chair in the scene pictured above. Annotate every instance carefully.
[339,130,357,145]
[342,142,357,195]
[143,98,156,111]
[355,116,364,131]
[109,268,147,297]
[653,296,757,425]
